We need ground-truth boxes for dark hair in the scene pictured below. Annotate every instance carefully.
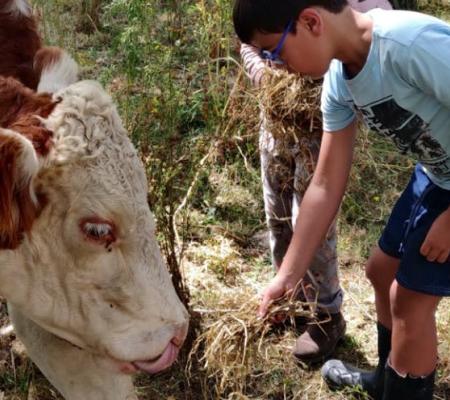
[233,0,348,44]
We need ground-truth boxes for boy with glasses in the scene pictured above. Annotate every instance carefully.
[240,0,391,364]
[234,0,450,399]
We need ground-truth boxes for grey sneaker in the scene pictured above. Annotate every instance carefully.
[321,359,367,389]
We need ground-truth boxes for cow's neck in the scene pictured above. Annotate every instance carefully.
[0,249,28,300]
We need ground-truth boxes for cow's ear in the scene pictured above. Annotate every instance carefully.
[0,77,57,131]
[0,128,40,249]
[10,113,55,157]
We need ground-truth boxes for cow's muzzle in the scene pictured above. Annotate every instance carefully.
[118,340,180,375]
[119,325,188,375]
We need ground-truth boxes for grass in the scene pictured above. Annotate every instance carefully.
[1,0,450,399]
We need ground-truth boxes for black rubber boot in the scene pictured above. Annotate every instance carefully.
[359,323,392,398]
[321,322,391,400]
[382,364,435,400]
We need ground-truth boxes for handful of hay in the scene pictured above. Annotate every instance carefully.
[257,69,324,193]
[188,288,318,398]
[258,68,322,145]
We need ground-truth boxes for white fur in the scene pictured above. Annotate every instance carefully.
[0,81,189,399]
[10,306,138,400]
[37,51,79,94]
[3,0,32,16]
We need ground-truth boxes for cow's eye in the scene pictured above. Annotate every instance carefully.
[80,219,116,245]
[84,222,112,238]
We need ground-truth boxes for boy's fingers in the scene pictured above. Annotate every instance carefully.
[420,241,431,257]
[258,296,270,318]
[420,241,450,262]
[426,253,437,262]
[426,248,440,262]
[437,250,450,264]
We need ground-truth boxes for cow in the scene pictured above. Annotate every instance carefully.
[0,1,189,399]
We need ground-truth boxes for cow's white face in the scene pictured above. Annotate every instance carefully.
[0,81,188,374]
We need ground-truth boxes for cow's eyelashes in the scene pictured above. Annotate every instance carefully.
[84,223,111,237]
[81,220,116,245]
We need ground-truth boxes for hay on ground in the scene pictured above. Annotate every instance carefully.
[187,285,322,398]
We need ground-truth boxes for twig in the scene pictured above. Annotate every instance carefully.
[173,145,214,253]
[236,143,250,172]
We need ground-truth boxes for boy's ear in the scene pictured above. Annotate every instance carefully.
[297,8,323,36]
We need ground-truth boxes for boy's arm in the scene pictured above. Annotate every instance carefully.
[259,120,357,316]
[240,43,268,86]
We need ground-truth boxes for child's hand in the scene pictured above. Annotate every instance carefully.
[240,43,287,87]
[258,273,295,318]
[420,208,450,263]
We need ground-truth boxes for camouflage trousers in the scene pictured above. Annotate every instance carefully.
[260,126,343,314]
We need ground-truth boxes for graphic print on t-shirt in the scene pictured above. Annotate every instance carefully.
[355,96,450,179]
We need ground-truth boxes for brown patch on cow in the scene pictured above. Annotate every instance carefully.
[0,77,55,124]
[11,115,54,156]
[0,76,59,249]
[33,46,64,78]
[0,76,58,156]
[0,134,38,249]
[0,4,72,249]
[0,3,41,89]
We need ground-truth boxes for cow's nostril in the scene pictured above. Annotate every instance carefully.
[171,336,183,347]
[171,323,188,347]
[171,329,186,347]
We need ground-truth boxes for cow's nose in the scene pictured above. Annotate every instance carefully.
[171,322,188,347]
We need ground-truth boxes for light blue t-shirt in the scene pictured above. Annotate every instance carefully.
[321,9,450,189]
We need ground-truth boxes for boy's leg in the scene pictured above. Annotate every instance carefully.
[383,166,450,398]
[260,127,295,269]
[389,281,440,377]
[365,245,400,329]
[322,159,415,397]
[323,164,449,398]
[304,221,342,313]
[322,246,398,399]
[382,281,439,400]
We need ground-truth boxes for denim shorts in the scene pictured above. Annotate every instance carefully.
[378,164,450,296]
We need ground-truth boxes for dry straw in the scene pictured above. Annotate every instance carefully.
[258,68,322,144]
[187,285,319,398]
[257,68,323,193]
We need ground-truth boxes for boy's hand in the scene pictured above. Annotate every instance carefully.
[420,208,450,263]
[258,273,297,318]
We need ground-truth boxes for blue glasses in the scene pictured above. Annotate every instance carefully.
[260,19,294,64]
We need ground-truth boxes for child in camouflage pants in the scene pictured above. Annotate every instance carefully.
[240,0,392,362]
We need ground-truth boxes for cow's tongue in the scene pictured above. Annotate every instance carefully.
[132,342,179,374]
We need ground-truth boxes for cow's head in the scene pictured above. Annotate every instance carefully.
[0,77,189,374]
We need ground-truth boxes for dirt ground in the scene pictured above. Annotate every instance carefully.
[1,235,449,399]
